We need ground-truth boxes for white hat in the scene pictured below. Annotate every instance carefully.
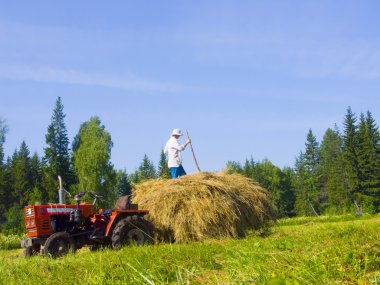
[171,129,183,136]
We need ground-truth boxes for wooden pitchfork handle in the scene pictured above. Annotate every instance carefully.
[186,130,201,172]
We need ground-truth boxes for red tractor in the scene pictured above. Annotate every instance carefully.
[20,178,154,258]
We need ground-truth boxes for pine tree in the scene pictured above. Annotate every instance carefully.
[294,130,320,216]
[342,107,360,201]
[243,158,254,178]
[129,155,157,184]
[294,151,309,215]
[158,149,171,179]
[356,111,380,211]
[2,157,13,204]
[30,153,42,189]
[10,141,32,206]
[0,148,24,233]
[43,97,72,202]
[129,170,140,185]
[318,127,348,213]
[28,153,44,204]
[0,118,8,164]
[138,154,157,182]
[115,170,132,197]
[280,167,297,217]
[305,129,320,213]
[304,129,319,174]
[0,119,9,219]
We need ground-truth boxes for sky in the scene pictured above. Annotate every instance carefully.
[0,1,379,174]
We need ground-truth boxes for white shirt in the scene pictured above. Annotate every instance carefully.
[164,136,186,168]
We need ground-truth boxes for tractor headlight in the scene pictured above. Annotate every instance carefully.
[26,219,35,227]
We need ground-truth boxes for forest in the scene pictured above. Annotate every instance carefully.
[0,97,379,232]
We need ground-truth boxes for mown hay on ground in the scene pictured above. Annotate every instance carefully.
[132,172,276,243]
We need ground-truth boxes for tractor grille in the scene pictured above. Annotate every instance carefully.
[25,208,34,217]
[27,228,37,233]
[41,219,50,231]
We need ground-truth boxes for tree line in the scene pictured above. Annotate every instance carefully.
[0,97,167,232]
[0,98,379,232]
[226,107,380,217]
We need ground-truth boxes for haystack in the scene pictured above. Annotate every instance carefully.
[132,172,275,243]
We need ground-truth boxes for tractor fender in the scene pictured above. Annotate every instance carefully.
[105,210,149,237]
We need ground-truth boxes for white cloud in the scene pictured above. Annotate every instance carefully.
[0,65,184,93]
[1,17,380,91]
[174,26,380,80]
[288,44,380,80]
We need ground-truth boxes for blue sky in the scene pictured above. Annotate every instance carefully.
[0,1,379,174]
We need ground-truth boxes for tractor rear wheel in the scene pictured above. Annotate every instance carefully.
[43,232,76,258]
[24,244,41,257]
[111,217,153,250]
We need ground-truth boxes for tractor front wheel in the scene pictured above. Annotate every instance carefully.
[24,244,41,257]
[43,232,76,258]
[111,217,153,250]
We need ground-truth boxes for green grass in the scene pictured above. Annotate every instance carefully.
[277,213,379,226]
[0,215,379,284]
[0,233,23,250]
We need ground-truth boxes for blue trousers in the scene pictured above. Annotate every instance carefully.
[170,165,187,179]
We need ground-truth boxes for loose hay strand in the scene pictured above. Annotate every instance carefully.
[132,172,276,243]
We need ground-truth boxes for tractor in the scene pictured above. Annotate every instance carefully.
[20,177,154,258]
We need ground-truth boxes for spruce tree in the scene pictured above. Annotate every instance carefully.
[342,107,360,201]
[28,153,44,204]
[304,129,319,174]
[0,118,8,164]
[11,141,32,205]
[138,154,157,182]
[243,158,254,178]
[305,129,320,213]
[0,119,9,219]
[280,167,296,217]
[115,170,132,197]
[356,111,380,211]
[158,149,171,179]
[129,170,140,185]
[2,157,13,204]
[294,130,320,216]
[30,153,42,188]
[294,151,309,215]
[43,97,72,202]
[0,149,24,232]
[318,127,348,213]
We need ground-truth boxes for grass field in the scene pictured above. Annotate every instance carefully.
[0,215,379,284]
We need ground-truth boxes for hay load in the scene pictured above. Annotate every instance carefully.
[132,172,276,243]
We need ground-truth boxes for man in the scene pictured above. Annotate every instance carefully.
[164,129,191,179]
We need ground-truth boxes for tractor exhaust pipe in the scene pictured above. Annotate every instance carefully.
[58,176,66,204]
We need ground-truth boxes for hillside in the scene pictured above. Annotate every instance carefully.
[0,215,379,284]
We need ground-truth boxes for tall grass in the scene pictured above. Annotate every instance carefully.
[0,215,379,284]
[277,213,379,226]
[0,233,22,250]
